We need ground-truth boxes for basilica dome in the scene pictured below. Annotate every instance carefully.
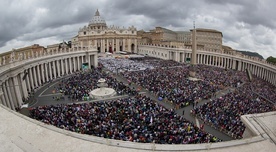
[89,9,107,29]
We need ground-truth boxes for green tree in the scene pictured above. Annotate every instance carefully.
[266,56,276,64]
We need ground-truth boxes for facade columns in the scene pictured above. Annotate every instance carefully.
[65,58,69,74]
[134,39,137,53]
[101,39,104,52]
[112,39,115,52]
[116,39,119,53]
[128,39,131,52]
[123,39,125,51]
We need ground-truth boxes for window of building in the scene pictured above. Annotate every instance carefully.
[84,32,86,35]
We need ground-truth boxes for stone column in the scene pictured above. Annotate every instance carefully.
[69,58,73,73]
[2,81,12,109]
[81,56,84,64]
[0,82,8,107]
[237,61,242,71]
[20,72,28,99]
[53,61,57,79]
[57,60,60,77]
[6,80,15,110]
[128,39,131,52]
[257,67,261,77]
[49,62,53,80]
[41,64,45,83]
[33,66,38,87]
[45,63,49,82]
[101,39,104,52]
[13,76,23,107]
[123,39,126,51]
[37,65,41,86]
[116,39,119,53]
[29,68,34,89]
[24,69,31,92]
[232,59,236,70]
[112,39,114,52]
[61,59,64,76]
[65,58,68,74]
[134,38,137,53]
[73,57,77,72]
[77,57,80,71]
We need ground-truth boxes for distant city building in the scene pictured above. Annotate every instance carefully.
[72,9,138,53]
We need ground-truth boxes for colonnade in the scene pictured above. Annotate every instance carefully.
[0,51,98,110]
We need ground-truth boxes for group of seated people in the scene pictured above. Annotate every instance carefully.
[99,58,155,73]
[192,82,275,139]
[99,56,184,73]
[30,95,221,144]
[122,64,248,108]
[59,67,137,101]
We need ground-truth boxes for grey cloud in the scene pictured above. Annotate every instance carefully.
[0,0,275,58]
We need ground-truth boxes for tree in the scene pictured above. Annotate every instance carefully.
[266,56,276,64]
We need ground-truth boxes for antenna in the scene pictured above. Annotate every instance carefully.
[193,21,195,29]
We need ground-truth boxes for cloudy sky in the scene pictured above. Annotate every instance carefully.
[1,0,275,58]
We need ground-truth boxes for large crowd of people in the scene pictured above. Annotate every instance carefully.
[122,64,248,108]
[30,56,276,144]
[30,95,220,144]
[192,82,275,139]
[99,56,184,73]
[59,67,137,101]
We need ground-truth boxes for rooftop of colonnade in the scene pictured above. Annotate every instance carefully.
[0,44,97,71]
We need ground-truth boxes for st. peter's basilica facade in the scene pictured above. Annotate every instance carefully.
[71,9,138,53]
